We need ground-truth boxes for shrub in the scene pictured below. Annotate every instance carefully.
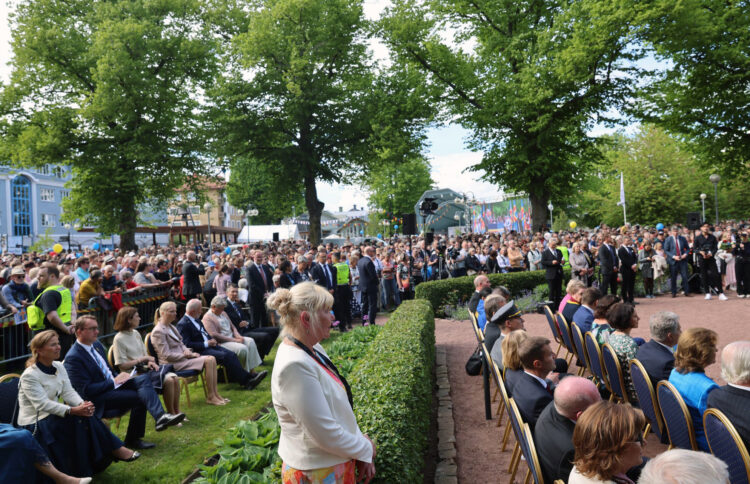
[349,300,436,483]
[415,269,570,315]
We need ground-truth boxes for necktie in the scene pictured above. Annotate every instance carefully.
[324,265,332,288]
[259,266,267,290]
[675,236,681,256]
[90,346,113,382]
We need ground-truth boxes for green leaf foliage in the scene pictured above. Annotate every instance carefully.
[364,156,435,217]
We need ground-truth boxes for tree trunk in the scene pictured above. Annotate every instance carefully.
[529,190,550,233]
[304,172,324,246]
[119,202,138,251]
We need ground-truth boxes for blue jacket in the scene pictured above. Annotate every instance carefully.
[668,369,718,451]
[63,340,117,418]
[572,305,595,334]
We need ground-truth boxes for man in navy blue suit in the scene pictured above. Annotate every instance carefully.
[708,341,750,449]
[178,299,266,390]
[357,246,379,325]
[635,311,681,386]
[64,316,184,449]
[224,285,279,360]
[663,225,692,298]
[572,287,600,334]
[505,336,560,430]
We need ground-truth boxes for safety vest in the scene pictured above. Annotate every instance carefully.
[27,285,72,331]
[334,262,349,286]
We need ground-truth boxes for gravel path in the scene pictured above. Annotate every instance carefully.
[436,293,749,483]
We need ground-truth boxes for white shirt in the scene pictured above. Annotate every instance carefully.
[728,383,750,393]
[18,361,84,426]
[185,314,210,348]
[524,370,548,389]
[76,341,115,382]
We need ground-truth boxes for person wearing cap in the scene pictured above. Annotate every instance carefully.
[2,266,32,311]
[483,299,523,363]
[202,296,265,375]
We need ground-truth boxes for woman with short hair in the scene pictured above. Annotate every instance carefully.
[570,400,646,483]
[590,294,620,344]
[606,302,640,402]
[267,282,376,483]
[202,296,264,375]
[668,327,719,451]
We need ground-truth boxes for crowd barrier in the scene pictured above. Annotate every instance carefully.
[0,285,172,371]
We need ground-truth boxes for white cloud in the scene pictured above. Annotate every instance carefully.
[429,151,504,202]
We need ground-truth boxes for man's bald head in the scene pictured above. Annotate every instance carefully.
[720,341,750,386]
[186,299,202,317]
[553,376,601,420]
[474,275,490,290]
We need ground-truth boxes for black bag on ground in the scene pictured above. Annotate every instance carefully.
[465,345,483,376]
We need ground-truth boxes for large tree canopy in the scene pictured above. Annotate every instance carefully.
[225,160,304,225]
[205,0,433,245]
[379,0,643,230]
[0,0,217,249]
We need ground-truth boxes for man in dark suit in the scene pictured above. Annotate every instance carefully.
[225,285,279,360]
[181,251,205,301]
[64,316,184,449]
[635,311,681,386]
[504,336,559,429]
[708,341,750,449]
[663,226,691,297]
[535,376,601,483]
[311,251,337,293]
[468,275,490,315]
[247,252,274,328]
[357,246,379,325]
[541,238,564,308]
[178,300,266,390]
[572,287,600,334]
[618,236,638,303]
[598,235,619,296]
[695,223,728,300]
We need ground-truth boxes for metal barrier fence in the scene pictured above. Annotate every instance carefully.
[0,285,172,372]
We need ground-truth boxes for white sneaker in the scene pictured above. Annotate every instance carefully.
[705,293,712,300]
[719,293,728,301]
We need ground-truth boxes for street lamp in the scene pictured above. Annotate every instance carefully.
[64,223,71,251]
[709,174,720,225]
[204,202,212,246]
[700,193,707,223]
[547,202,554,230]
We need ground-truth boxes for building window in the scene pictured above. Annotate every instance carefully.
[40,188,55,202]
[37,165,51,176]
[41,213,57,227]
[60,190,70,199]
[189,205,200,215]
[11,175,32,236]
[53,166,66,178]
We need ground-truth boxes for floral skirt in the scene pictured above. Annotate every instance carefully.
[282,460,356,484]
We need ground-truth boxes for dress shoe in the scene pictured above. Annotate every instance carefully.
[244,370,268,390]
[125,439,155,450]
[155,412,186,431]
[114,450,141,462]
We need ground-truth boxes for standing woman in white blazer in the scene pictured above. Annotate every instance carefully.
[267,282,376,484]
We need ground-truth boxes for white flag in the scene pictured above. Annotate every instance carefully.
[617,172,625,206]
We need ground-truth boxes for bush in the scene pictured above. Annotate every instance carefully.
[415,269,570,315]
[349,300,436,483]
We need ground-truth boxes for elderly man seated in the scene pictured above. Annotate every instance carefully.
[708,341,750,449]
[638,449,729,484]
[635,311,682,386]
[202,296,263,374]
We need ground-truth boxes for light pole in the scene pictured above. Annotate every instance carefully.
[700,193,707,223]
[204,202,212,247]
[64,223,71,251]
[547,202,554,230]
[709,174,720,225]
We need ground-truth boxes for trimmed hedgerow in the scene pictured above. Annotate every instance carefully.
[414,269,571,314]
[349,299,436,484]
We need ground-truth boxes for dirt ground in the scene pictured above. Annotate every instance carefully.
[435,293,750,483]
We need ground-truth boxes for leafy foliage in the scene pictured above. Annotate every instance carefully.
[225,160,304,225]
[364,156,434,215]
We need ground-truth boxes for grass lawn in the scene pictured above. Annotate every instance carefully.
[95,330,350,483]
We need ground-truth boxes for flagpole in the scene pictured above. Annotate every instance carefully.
[618,172,627,225]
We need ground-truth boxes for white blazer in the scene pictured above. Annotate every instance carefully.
[17,361,83,426]
[271,342,372,470]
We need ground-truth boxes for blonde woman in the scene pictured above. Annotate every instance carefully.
[267,282,376,483]
[149,301,227,405]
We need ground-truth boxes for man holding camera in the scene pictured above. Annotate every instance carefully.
[695,223,728,300]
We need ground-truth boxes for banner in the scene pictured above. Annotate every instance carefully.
[471,198,532,234]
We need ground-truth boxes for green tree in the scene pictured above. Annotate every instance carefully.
[636,0,750,180]
[225,160,304,225]
[379,0,642,231]
[365,157,434,216]
[204,0,432,245]
[0,0,216,250]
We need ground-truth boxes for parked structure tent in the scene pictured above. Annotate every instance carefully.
[238,224,301,242]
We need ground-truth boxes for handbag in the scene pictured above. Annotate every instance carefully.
[465,344,484,376]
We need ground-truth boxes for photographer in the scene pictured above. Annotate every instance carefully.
[694,223,727,301]
[450,240,468,278]
[734,231,750,298]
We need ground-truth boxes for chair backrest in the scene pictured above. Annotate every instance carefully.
[630,359,664,441]
[704,408,750,484]
[570,323,588,370]
[602,343,629,403]
[543,305,562,344]
[144,332,160,365]
[556,312,575,355]
[657,380,698,450]
[490,357,511,409]
[469,311,484,343]
[584,332,609,390]
[520,422,545,484]
[0,373,21,425]
[107,345,116,370]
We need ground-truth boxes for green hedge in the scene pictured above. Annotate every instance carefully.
[414,269,571,314]
[349,299,436,483]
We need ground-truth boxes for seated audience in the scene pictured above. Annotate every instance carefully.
[708,341,750,449]
[223,285,280,360]
[474,286,494,332]
[64,316,184,451]
[606,302,640,403]
[2,266,32,309]
[76,270,103,309]
[505,335,560,429]
[570,401,646,484]
[177,299,266,390]
[637,449,729,484]
[468,275,490,314]
[502,330,529,384]
[112,306,182,417]
[133,262,160,288]
[589,294,620,344]
[202,296,265,375]
[17,331,140,479]
[572,287,601,335]
[150,301,227,406]
[634,311,681,386]
[560,279,586,323]
[484,300,521,366]
[668,327,719,451]
[535,376,601,483]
